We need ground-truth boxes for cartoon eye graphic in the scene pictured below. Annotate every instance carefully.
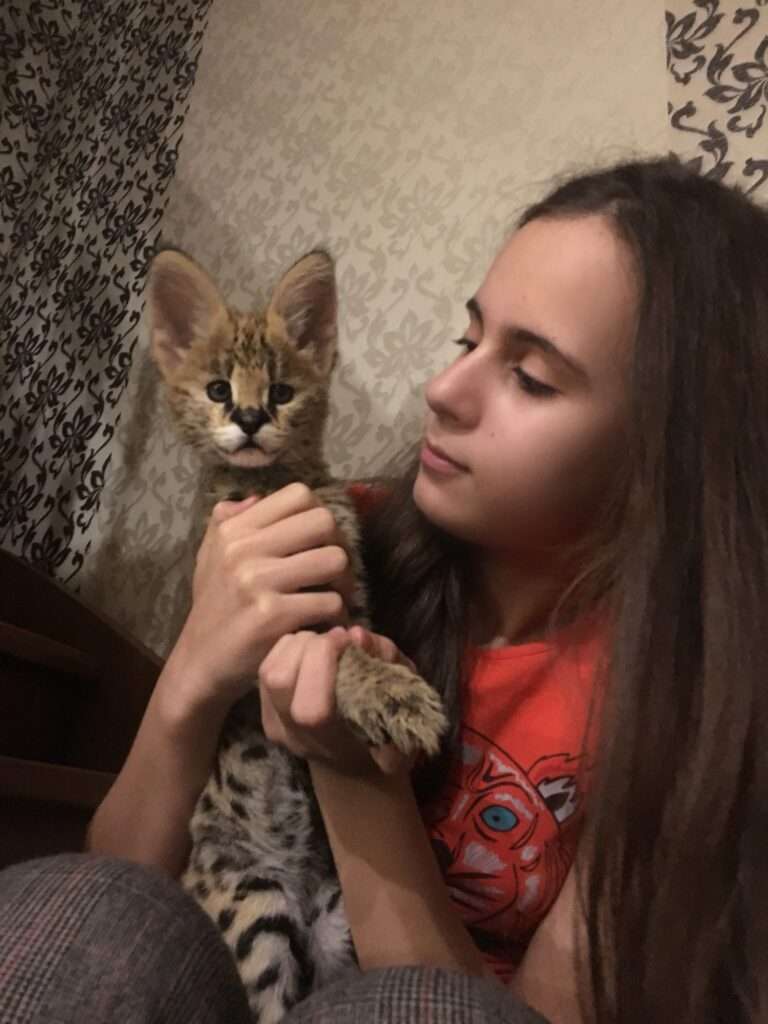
[480,805,519,832]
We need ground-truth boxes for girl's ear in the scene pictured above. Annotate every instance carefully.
[266,249,337,375]
[147,249,228,378]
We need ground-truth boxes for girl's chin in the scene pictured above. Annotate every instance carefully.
[413,470,500,547]
[413,469,464,527]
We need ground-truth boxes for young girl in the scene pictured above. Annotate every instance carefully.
[88,157,766,1024]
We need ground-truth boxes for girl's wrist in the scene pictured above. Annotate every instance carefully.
[309,756,413,806]
[154,649,235,740]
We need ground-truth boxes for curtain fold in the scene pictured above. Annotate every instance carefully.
[0,0,214,581]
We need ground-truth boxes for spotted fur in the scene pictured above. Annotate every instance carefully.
[147,248,447,1023]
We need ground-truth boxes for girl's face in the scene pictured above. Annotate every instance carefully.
[413,214,637,558]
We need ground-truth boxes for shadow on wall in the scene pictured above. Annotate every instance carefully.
[80,348,209,657]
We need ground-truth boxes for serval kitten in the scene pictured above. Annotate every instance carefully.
[147,248,447,1024]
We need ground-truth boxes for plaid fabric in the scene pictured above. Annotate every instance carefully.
[0,854,251,1024]
[0,854,549,1024]
[285,966,550,1024]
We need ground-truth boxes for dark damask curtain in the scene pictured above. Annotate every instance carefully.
[0,0,213,582]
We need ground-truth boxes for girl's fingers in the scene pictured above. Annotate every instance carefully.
[259,687,293,748]
[229,505,340,560]
[271,590,347,636]
[290,632,349,728]
[271,546,350,594]
[330,565,358,608]
[220,482,318,533]
[349,626,418,672]
[230,546,348,599]
[259,630,351,759]
[259,632,313,717]
[261,627,409,774]
[210,494,260,523]
[348,626,402,665]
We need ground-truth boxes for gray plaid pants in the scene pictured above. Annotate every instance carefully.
[0,854,548,1023]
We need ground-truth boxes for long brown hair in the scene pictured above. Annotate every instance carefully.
[362,457,472,801]
[364,157,767,1022]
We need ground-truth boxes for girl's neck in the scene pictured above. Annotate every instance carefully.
[471,551,573,647]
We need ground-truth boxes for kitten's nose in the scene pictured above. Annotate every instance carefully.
[231,405,268,436]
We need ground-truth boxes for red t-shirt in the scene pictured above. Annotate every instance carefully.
[420,626,602,983]
[421,630,602,983]
[347,483,602,982]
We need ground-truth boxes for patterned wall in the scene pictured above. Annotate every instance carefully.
[667,0,768,193]
[79,0,767,655]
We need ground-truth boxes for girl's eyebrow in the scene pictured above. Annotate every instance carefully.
[465,297,590,384]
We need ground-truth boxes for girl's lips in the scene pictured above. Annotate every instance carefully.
[421,440,468,474]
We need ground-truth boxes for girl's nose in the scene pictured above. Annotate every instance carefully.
[425,349,483,427]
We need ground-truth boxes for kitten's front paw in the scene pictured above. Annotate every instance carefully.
[335,644,447,757]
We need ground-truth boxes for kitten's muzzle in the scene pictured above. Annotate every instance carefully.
[231,405,269,436]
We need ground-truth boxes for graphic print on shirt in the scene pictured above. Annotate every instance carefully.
[425,726,584,942]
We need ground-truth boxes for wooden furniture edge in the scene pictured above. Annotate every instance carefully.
[0,755,115,810]
[0,621,102,683]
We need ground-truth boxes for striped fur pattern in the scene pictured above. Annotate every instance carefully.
[147,248,447,1022]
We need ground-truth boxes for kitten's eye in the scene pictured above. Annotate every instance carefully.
[269,382,294,405]
[206,379,231,403]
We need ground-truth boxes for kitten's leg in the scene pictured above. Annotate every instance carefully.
[307,876,356,987]
[184,860,313,1024]
[334,644,448,757]
[183,734,319,1024]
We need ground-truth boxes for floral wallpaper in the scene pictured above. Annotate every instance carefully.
[667,0,768,192]
[73,0,765,655]
[79,0,670,653]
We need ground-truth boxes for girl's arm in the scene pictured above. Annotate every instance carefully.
[86,654,229,874]
[258,627,490,976]
[87,485,350,873]
[259,626,589,1016]
[314,742,589,1021]
[510,864,587,1024]
[310,760,488,975]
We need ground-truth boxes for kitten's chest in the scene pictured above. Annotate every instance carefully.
[206,464,335,505]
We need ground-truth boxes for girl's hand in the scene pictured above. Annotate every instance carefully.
[258,625,416,774]
[165,483,353,715]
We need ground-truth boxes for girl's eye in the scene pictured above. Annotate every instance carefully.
[452,338,557,398]
[269,382,294,405]
[206,379,231,403]
[454,337,477,354]
[513,367,558,398]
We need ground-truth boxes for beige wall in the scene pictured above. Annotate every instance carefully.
[83,0,668,653]
[164,0,668,475]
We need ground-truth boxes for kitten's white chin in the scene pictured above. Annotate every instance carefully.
[222,447,277,468]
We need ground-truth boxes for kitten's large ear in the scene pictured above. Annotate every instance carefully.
[147,249,228,378]
[267,250,337,374]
